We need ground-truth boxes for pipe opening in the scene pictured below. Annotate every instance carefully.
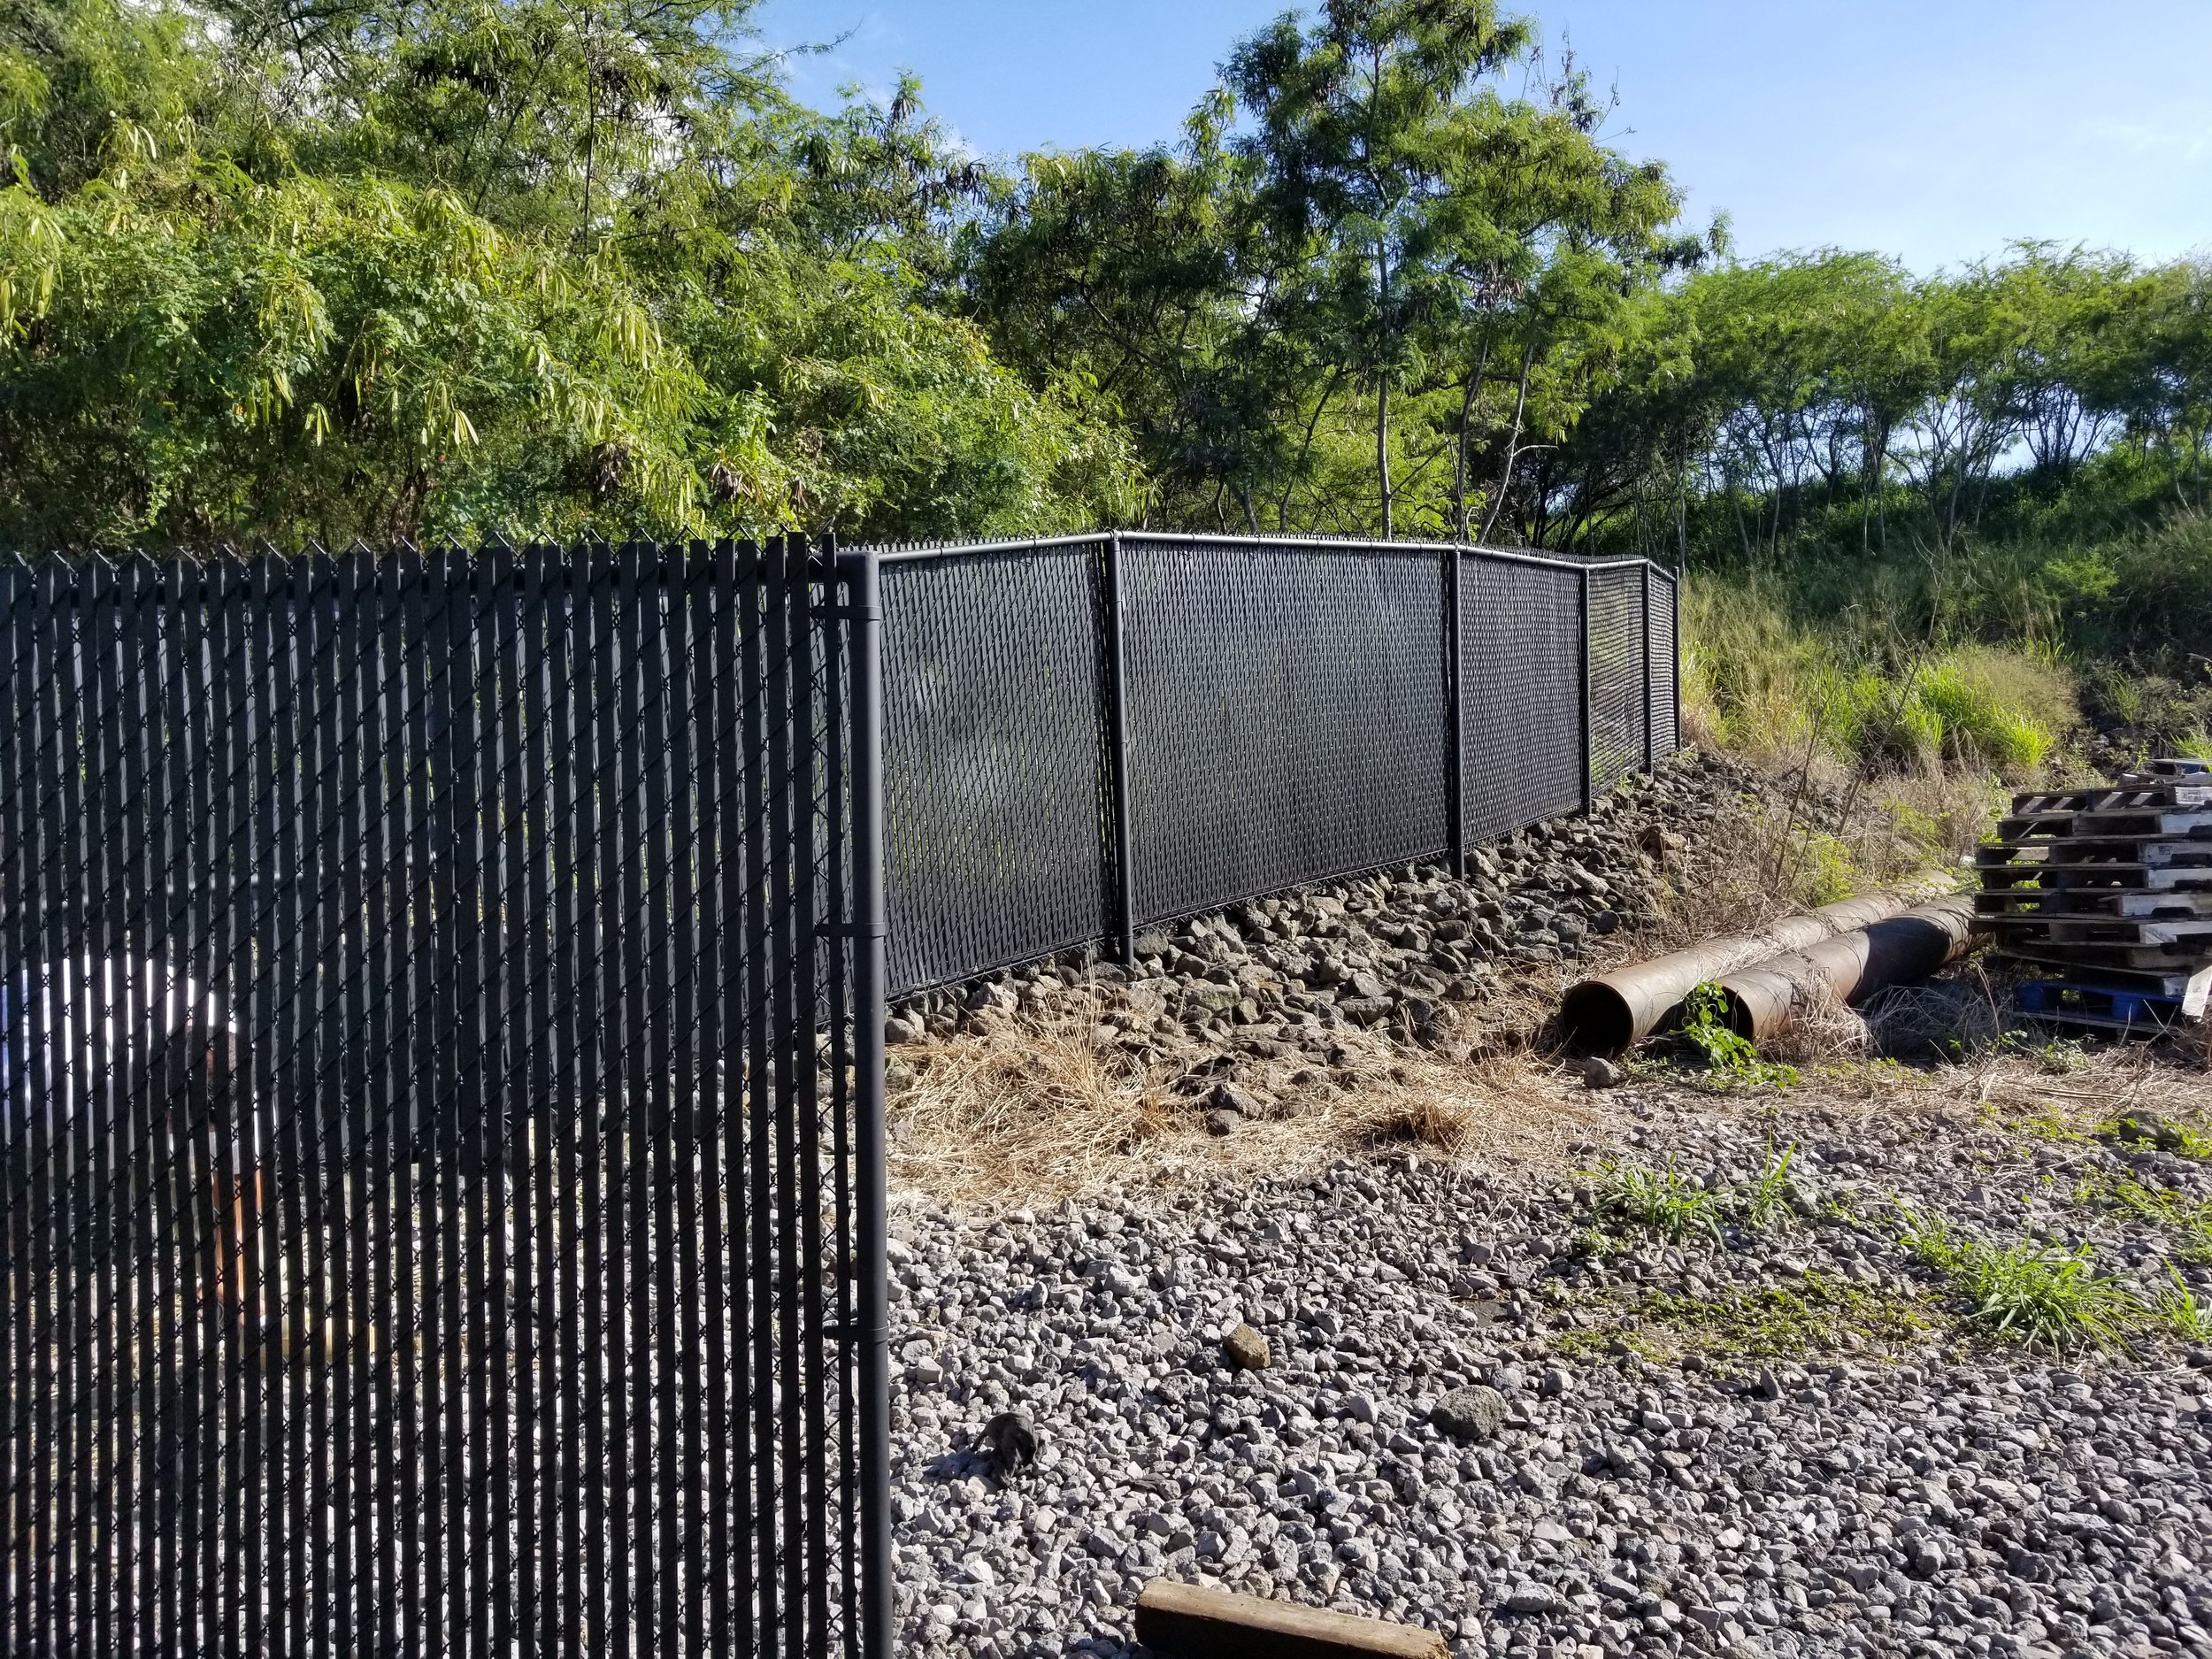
[1558,982,1634,1058]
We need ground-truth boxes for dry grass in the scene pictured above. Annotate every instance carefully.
[886,1006,1614,1211]
[1762,994,1875,1067]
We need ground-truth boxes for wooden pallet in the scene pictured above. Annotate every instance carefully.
[1974,912,2212,947]
[1977,840,2212,871]
[1978,765,2212,1021]
[2008,782,2212,816]
[1974,888,2212,919]
[1993,810,2212,841]
[1993,939,2210,972]
[1976,860,2212,892]
[2119,757,2212,784]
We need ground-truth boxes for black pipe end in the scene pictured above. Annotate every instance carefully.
[1559,982,1633,1059]
[1717,987,1759,1043]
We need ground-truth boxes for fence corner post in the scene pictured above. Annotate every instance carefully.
[1641,561,1655,776]
[1578,561,1594,818]
[837,540,895,1659]
[1103,531,1138,967]
[1671,567,1683,759]
[1446,543,1466,878]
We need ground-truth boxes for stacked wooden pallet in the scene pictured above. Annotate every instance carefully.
[1974,757,2212,1035]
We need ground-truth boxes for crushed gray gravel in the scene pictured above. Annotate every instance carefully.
[887,1092,2212,1659]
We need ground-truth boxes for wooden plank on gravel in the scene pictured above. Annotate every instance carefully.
[1134,1579,1448,1659]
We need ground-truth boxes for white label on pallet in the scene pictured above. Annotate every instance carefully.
[2187,967,2212,1020]
[2176,786,2210,806]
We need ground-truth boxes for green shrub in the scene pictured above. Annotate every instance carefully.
[1681,574,2074,781]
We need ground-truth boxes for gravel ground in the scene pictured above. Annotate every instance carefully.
[887,1079,2212,1659]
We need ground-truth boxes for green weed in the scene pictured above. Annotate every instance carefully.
[1740,1140,1802,1232]
[2098,1112,2212,1159]
[1895,1205,2136,1351]
[2147,1270,2212,1342]
[1584,1157,1724,1244]
[1996,1033,2093,1076]
[1659,984,1800,1091]
[2071,1174,2212,1264]
[1636,1274,1938,1359]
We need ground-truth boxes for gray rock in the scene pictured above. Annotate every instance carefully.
[1430,1385,1509,1442]
[1211,1082,1264,1118]
[1582,1056,1624,1089]
[1502,1585,1565,1616]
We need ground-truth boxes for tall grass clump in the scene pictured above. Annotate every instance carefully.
[1683,574,2076,780]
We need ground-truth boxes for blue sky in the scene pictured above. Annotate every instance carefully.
[756,0,2212,273]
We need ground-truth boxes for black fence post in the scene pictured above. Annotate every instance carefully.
[1641,561,1655,775]
[1102,532,1138,966]
[1445,543,1465,876]
[840,543,894,1659]
[1671,572,1683,756]
[1578,563,1594,816]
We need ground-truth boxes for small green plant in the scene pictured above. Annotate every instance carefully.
[1638,1274,1938,1359]
[1585,1156,1724,1243]
[1998,1033,2092,1076]
[2097,1112,2212,1159]
[1660,984,1800,1091]
[2000,1099,2086,1143]
[1895,1203,2135,1351]
[2072,1174,2212,1264]
[1571,1225,1616,1261]
[1740,1140,1801,1232]
[2147,1269,2212,1342]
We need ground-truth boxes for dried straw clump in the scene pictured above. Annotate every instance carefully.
[1366,1096,1477,1155]
[886,1010,1610,1212]
[1762,991,1874,1067]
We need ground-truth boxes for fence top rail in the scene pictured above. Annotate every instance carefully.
[870,528,1671,579]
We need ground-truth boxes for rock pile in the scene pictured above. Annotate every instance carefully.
[887,754,1746,1095]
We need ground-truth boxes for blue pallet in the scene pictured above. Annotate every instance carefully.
[2016,979,2185,1033]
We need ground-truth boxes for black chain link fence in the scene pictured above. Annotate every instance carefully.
[2,539,892,1659]
[877,532,1680,993]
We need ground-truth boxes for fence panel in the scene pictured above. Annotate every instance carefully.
[1118,538,1452,926]
[879,542,1113,991]
[871,533,1678,994]
[0,540,887,1659]
[1460,556,1587,843]
[1649,569,1680,757]
[1587,563,1647,795]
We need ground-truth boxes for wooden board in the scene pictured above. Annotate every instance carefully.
[1134,1579,1448,1659]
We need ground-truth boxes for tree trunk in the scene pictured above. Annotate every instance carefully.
[1453,342,1490,544]
[1478,344,1536,544]
[1377,373,1393,540]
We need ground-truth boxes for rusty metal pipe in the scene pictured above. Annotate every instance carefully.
[1715,898,1979,1043]
[1558,885,1944,1056]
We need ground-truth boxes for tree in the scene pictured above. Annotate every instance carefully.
[1223,0,1532,538]
[0,0,1137,544]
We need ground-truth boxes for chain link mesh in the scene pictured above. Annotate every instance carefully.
[1649,570,1680,757]
[1119,538,1451,924]
[1,540,873,1658]
[879,543,1112,990]
[873,535,1676,990]
[1460,556,1586,842]
[1586,564,1647,794]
